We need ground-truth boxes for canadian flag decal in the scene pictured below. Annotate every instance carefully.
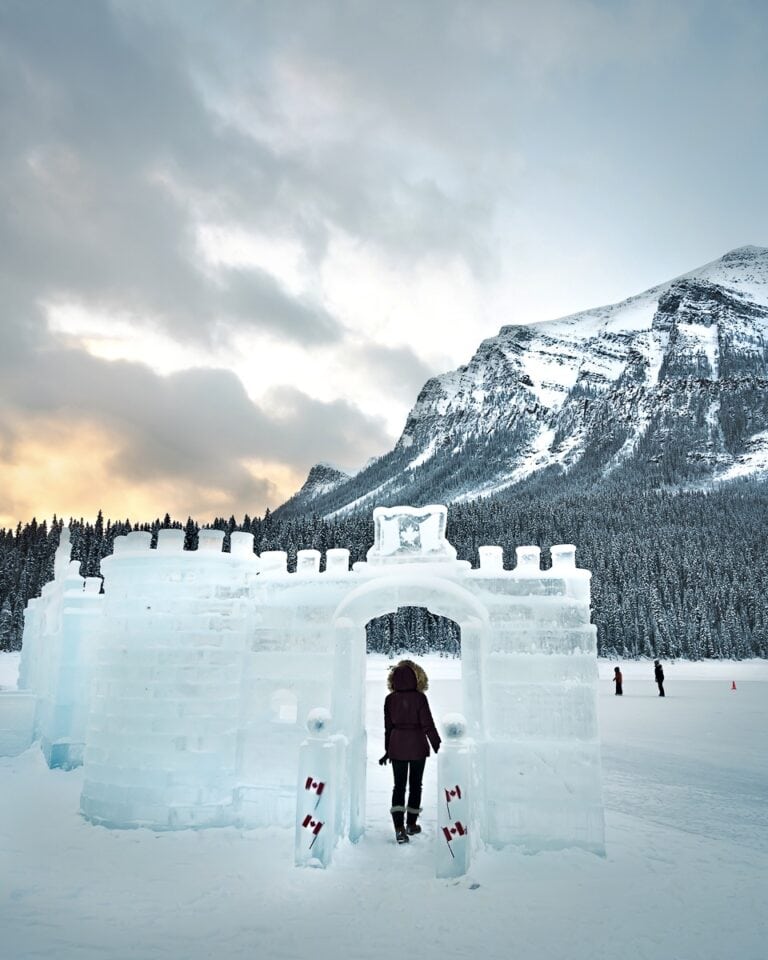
[301,814,324,849]
[442,820,467,841]
[304,777,325,796]
[441,820,468,857]
[444,784,462,818]
[301,814,323,835]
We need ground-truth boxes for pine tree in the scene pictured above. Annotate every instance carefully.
[0,599,13,652]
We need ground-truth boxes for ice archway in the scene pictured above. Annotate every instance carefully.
[330,573,489,841]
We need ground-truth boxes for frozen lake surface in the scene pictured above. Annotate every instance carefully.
[1,653,767,960]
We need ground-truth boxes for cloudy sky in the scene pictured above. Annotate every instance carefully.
[1,0,766,526]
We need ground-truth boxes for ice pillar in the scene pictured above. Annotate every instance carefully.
[435,713,473,878]
[331,617,366,842]
[294,708,345,868]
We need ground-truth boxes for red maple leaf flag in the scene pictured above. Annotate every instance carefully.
[301,814,323,835]
[442,821,467,842]
[441,820,468,859]
[444,784,462,818]
[304,777,325,796]
[301,814,324,848]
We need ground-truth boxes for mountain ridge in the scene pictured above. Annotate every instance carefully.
[277,245,768,518]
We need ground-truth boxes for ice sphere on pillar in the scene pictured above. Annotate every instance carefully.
[325,548,349,574]
[297,550,321,574]
[198,529,224,552]
[157,528,184,553]
[478,545,504,572]
[442,713,467,739]
[306,707,332,735]
[230,531,255,558]
[515,545,541,571]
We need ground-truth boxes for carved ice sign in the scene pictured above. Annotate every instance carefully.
[367,505,457,564]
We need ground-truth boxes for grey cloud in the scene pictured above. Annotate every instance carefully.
[222,268,342,344]
[0,0,345,347]
[349,342,439,404]
[0,338,389,500]
[2,0,661,357]
[1,0,509,330]
[260,385,392,467]
[3,0,766,347]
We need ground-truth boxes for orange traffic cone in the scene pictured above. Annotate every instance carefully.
[731,680,737,691]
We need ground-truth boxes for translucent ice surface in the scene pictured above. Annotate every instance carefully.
[9,510,603,871]
[367,505,457,563]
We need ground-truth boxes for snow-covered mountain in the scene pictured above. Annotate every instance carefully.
[278,246,768,518]
[277,462,350,513]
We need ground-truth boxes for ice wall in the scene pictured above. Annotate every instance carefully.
[38,566,103,768]
[236,548,354,829]
[466,544,603,853]
[80,529,258,829]
[2,530,103,765]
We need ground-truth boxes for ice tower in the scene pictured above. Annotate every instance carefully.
[1,506,604,871]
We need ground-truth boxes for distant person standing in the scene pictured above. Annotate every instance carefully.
[613,666,623,696]
[654,659,665,697]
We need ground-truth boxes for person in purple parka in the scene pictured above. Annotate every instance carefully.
[379,659,441,844]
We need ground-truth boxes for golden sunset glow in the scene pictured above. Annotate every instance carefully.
[0,420,306,526]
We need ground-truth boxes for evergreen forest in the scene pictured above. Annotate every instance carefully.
[1,484,767,660]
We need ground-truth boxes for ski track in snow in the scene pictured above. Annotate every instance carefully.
[1,654,767,960]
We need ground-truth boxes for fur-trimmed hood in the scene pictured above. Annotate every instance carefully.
[387,659,429,693]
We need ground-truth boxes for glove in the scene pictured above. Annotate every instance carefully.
[378,753,389,766]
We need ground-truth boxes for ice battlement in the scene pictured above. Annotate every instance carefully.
[108,528,259,559]
[2,504,604,868]
[100,511,589,586]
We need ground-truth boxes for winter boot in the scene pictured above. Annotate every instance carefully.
[406,809,422,836]
[391,807,409,844]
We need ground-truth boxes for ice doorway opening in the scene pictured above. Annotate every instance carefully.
[366,606,462,659]
[364,608,462,841]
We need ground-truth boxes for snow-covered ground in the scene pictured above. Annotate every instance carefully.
[1,653,767,960]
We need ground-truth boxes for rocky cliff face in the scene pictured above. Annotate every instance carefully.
[277,462,350,514]
[278,246,768,518]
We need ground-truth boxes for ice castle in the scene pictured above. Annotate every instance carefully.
[0,505,604,873]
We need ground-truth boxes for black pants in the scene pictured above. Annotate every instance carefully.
[391,758,426,814]
[657,681,665,697]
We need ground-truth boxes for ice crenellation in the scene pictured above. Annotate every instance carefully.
[1,506,604,873]
[278,246,768,519]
